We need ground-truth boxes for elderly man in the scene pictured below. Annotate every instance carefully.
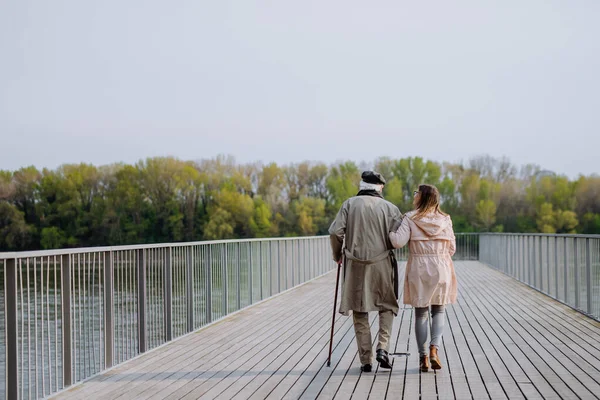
[329,171,402,372]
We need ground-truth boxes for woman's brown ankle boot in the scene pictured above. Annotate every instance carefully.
[430,345,442,370]
[419,354,430,372]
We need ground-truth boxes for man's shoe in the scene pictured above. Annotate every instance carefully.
[420,355,430,372]
[430,345,442,370]
[360,364,372,372]
[376,349,392,369]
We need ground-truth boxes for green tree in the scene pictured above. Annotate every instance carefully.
[0,202,32,250]
[326,161,360,215]
[249,197,273,237]
[536,203,556,233]
[475,199,497,231]
[40,226,67,249]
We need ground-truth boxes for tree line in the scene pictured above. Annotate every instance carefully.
[1,155,598,251]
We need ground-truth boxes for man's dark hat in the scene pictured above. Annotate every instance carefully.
[361,171,386,185]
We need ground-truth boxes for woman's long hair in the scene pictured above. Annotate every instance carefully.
[412,184,448,220]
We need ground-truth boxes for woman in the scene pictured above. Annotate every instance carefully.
[389,184,457,372]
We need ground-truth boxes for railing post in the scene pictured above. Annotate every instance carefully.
[5,259,18,400]
[546,236,550,295]
[278,241,282,293]
[574,239,580,310]
[164,247,172,341]
[586,238,592,314]
[512,236,516,276]
[519,235,523,280]
[554,237,559,299]
[564,237,569,303]
[223,245,228,314]
[61,254,72,387]
[539,236,543,290]
[249,243,253,305]
[298,239,301,284]
[269,241,273,296]
[259,241,263,300]
[104,251,114,368]
[531,236,536,287]
[186,246,194,333]
[206,245,212,323]
[137,249,147,353]
[285,241,289,290]
[237,243,241,311]
[530,236,535,286]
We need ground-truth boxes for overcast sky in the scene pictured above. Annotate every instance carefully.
[1,1,598,177]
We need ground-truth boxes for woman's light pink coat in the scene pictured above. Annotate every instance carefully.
[389,211,457,308]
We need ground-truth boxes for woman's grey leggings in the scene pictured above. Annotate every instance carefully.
[415,305,446,356]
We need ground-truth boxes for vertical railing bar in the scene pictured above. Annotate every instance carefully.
[186,246,194,333]
[87,254,92,375]
[81,253,86,379]
[564,237,569,305]
[206,245,212,324]
[35,257,39,398]
[40,257,46,397]
[539,236,543,291]
[126,250,130,359]
[93,253,98,373]
[85,253,89,376]
[531,236,535,287]
[61,253,72,388]
[158,248,161,345]
[284,241,288,290]
[86,253,91,378]
[586,238,592,314]
[89,253,94,375]
[26,257,32,398]
[574,239,580,309]
[73,254,78,382]
[259,242,263,300]
[237,242,241,311]
[278,241,281,294]
[164,247,173,342]
[175,248,179,337]
[138,249,147,354]
[269,241,273,297]
[147,250,152,350]
[158,248,162,344]
[19,259,24,400]
[249,243,253,305]
[554,237,559,300]
[118,251,123,363]
[133,250,137,354]
[546,236,550,296]
[152,249,157,347]
[46,256,52,394]
[128,250,132,357]
[5,258,18,400]
[223,244,228,316]
[54,255,59,391]
[115,252,119,364]
[98,252,102,372]
[104,251,114,369]
[129,250,134,359]
[151,249,156,348]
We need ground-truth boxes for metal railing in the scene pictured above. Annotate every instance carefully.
[0,236,332,400]
[480,233,600,321]
[0,231,524,399]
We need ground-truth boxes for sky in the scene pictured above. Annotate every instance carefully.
[1,0,599,177]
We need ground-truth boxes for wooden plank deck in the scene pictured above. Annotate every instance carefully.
[52,261,600,400]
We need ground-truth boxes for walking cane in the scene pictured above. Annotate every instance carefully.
[327,261,342,367]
